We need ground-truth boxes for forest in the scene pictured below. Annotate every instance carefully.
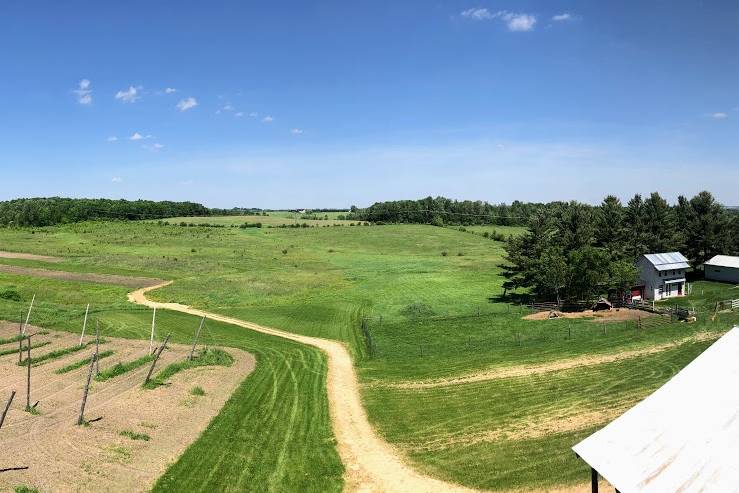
[0,197,209,226]
[500,191,739,303]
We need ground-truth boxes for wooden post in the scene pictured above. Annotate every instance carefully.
[79,303,90,346]
[22,294,35,336]
[0,391,15,430]
[188,316,206,361]
[18,310,23,364]
[591,467,598,493]
[25,336,31,410]
[144,333,170,385]
[94,320,100,376]
[149,307,157,355]
[77,352,97,425]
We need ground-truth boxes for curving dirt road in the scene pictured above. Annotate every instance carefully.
[128,282,479,493]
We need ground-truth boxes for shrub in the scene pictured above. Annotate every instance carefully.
[120,430,150,441]
[399,302,436,318]
[190,386,206,396]
[457,252,464,256]
[441,251,448,256]
[282,249,288,255]
[0,288,22,301]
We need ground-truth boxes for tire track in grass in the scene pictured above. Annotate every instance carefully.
[269,347,301,490]
[130,281,479,493]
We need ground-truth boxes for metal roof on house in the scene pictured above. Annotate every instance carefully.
[642,252,690,271]
[704,255,739,269]
[573,327,739,492]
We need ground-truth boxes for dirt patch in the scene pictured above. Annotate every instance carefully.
[0,264,164,288]
[129,282,480,493]
[523,308,657,322]
[378,331,721,390]
[0,251,63,263]
[0,323,254,493]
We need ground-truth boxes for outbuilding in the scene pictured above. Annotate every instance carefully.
[704,255,739,284]
[632,252,690,301]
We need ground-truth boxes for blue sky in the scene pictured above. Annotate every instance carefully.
[1,1,738,208]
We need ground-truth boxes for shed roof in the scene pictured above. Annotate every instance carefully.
[573,327,739,492]
[642,252,690,271]
[704,255,739,269]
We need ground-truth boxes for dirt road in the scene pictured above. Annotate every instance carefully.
[128,282,478,493]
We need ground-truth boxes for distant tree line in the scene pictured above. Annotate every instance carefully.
[348,197,541,226]
[501,191,739,303]
[0,197,209,227]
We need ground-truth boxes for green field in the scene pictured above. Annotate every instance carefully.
[0,220,737,491]
[161,212,355,227]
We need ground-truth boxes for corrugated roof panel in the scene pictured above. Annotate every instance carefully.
[573,327,739,492]
[704,255,739,269]
[643,252,690,270]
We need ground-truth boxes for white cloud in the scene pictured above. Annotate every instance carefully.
[235,112,244,117]
[711,112,729,119]
[291,128,304,135]
[552,13,572,22]
[164,87,177,94]
[115,86,141,103]
[460,9,537,31]
[107,136,118,142]
[222,104,235,111]
[111,177,123,183]
[74,79,93,105]
[460,8,493,20]
[176,97,198,111]
[129,132,152,141]
[143,143,165,152]
[262,115,274,123]
[249,112,258,118]
[499,12,536,31]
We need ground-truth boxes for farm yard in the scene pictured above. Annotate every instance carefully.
[0,217,737,492]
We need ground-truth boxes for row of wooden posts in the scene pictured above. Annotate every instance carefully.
[0,295,208,433]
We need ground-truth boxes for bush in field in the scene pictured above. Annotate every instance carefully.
[0,287,22,301]
[399,302,436,318]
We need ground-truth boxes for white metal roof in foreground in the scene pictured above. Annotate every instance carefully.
[573,327,739,493]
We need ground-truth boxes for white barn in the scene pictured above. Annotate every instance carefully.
[704,255,739,284]
[633,252,689,301]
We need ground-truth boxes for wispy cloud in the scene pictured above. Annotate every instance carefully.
[111,177,123,183]
[164,87,177,94]
[235,111,244,117]
[74,79,93,105]
[129,132,152,141]
[460,8,494,20]
[176,97,198,112]
[222,104,235,111]
[262,115,274,123]
[143,143,165,152]
[249,112,258,118]
[106,136,118,142]
[552,13,572,22]
[115,86,141,103]
[710,112,729,119]
[460,9,537,31]
[291,128,304,135]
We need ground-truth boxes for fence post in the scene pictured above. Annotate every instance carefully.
[25,336,31,410]
[0,391,15,430]
[77,352,97,425]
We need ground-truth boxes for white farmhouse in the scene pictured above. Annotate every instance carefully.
[704,255,739,284]
[633,252,690,301]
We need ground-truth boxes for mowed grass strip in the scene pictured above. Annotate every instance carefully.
[18,339,105,367]
[96,354,154,382]
[362,338,716,491]
[143,348,233,389]
[56,349,114,374]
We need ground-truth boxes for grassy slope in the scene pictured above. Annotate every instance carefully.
[0,275,342,492]
[1,222,738,491]
[161,213,354,226]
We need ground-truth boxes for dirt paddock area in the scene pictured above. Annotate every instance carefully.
[0,321,255,492]
[523,307,657,322]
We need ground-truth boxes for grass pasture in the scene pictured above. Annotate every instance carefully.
[0,220,737,491]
